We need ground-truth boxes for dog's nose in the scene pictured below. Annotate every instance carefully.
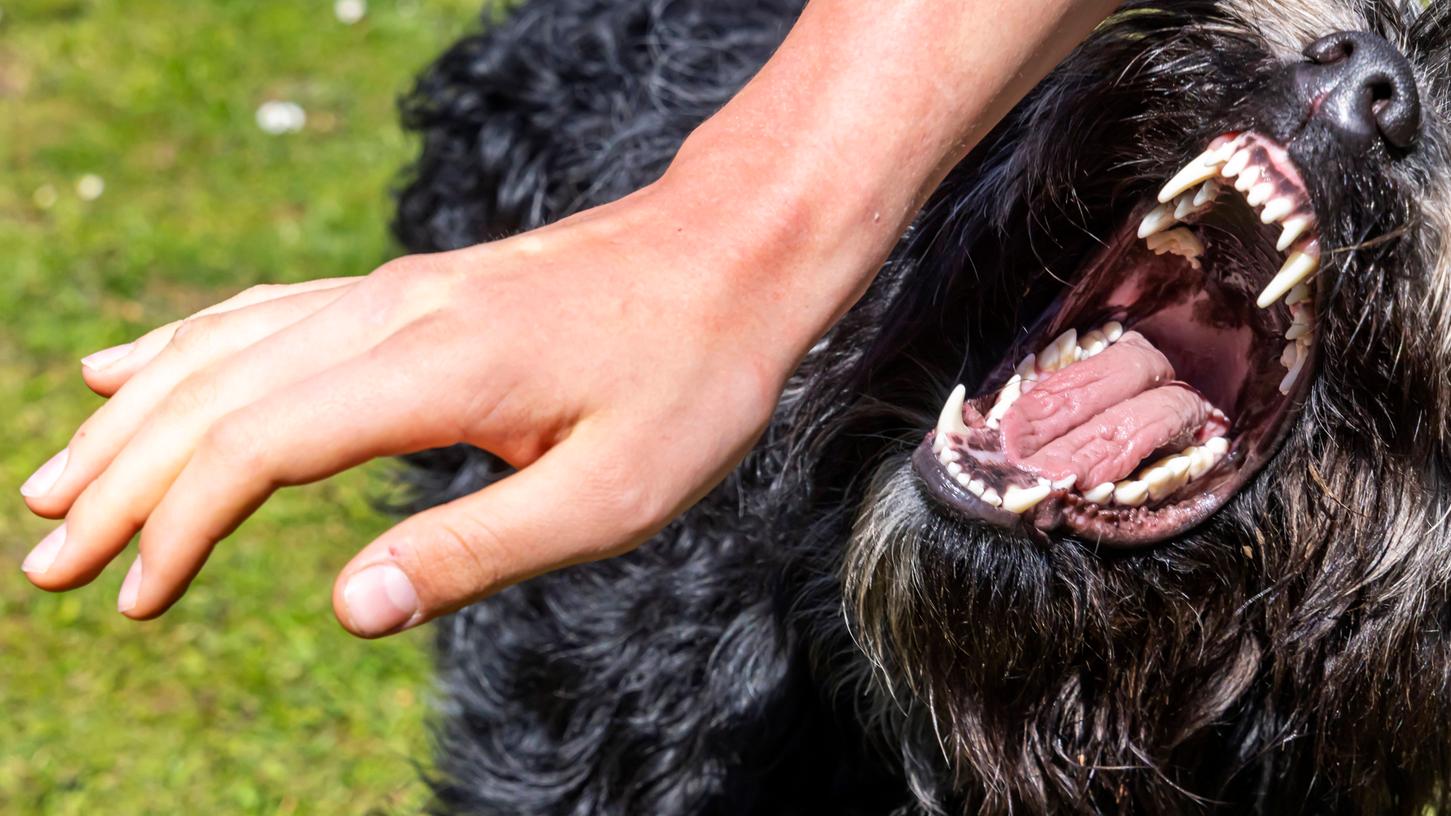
[1298,31,1421,152]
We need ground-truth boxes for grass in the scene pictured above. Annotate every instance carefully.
[0,1,483,812]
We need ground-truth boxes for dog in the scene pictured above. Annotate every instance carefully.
[391,1,1451,813]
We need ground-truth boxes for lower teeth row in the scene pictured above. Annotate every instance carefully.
[937,436,1229,514]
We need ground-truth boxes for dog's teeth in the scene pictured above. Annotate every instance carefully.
[1281,341,1299,368]
[1159,148,1232,203]
[1146,457,1191,501]
[1104,321,1124,342]
[1260,198,1295,225]
[1138,203,1178,239]
[1188,447,1217,479]
[1205,436,1229,456]
[1277,216,1314,253]
[1221,148,1252,179]
[1173,192,1201,221]
[940,448,961,464]
[1114,480,1150,507]
[947,462,963,477]
[1279,347,1307,394]
[1193,180,1221,208]
[1147,228,1204,267]
[1016,353,1039,381]
[1052,475,1078,491]
[1079,330,1109,358]
[967,478,987,497]
[1233,164,1262,192]
[936,384,969,440]
[956,472,973,488]
[1054,329,1080,367]
[1257,247,1321,309]
[1285,282,1313,306]
[1003,481,1053,514]
[1286,321,1312,341]
[981,488,1003,508]
[1083,482,1116,504]
[1246,182,1276,209]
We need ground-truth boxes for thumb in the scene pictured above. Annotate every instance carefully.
[331,429,670,638]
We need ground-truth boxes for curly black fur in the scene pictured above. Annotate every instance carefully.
[393,1,1451,813]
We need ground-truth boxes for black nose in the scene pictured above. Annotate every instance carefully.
[1298,31,1421,152]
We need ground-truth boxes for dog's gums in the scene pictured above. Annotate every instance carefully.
[915,132,1321,546]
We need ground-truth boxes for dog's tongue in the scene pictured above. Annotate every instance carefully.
[1000,332,1212,487]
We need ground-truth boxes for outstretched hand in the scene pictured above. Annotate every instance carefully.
[19,181,800,637]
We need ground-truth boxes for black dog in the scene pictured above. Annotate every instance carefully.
[393,1,1451,813]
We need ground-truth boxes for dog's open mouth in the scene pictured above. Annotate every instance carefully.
[916,133,1324,547]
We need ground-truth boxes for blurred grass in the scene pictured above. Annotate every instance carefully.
[0,1,482,813]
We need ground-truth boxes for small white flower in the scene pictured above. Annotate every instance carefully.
[77,174,105,201]
[334,0,367,25]
[33,184,57,209]
[256,100,307,135]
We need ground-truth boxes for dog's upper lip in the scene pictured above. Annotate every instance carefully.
[914,132,1324,547]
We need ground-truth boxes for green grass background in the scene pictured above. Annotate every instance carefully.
[1,1,483,813]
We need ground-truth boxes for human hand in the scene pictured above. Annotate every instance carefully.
[18,179,812,637]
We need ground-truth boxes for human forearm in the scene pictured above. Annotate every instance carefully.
[664,0,1119,347]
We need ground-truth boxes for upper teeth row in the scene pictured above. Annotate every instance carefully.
[985,322,1125,429]
[1145,136,1322,311]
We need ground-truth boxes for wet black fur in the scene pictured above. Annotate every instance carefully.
[392,1,1451,813]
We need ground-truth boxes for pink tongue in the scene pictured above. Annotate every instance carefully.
[1018,385,1210,487]
[1000,332,1174,460]
[998,330,1213,487]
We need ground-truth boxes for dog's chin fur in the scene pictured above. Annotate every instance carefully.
[395,1,1451,814]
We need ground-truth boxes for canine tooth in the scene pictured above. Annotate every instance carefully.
[1233,164,1262,192]
[1221,149,1252,179]
[967,479,986,497]
[1159,148,1232,203]
[1257,248,1321,309]
[1104,321,1124,342]
[1285,282,1312,306]
[936,384,969,440]
[1083,482,1116,504]
[1260,198,1295,225]
[1193,180,1221,208]
[1114,480,1150,507]
[981,488,1003,508]
[1038,342,1061,373]
[1138,203,1178,239]
[1205,436,1229,456]
[1246,182,1275,209]
[1003,482,1053,514]
[947,462,963,477]
[1052,475,1078,491]
[1277,216,1313,253]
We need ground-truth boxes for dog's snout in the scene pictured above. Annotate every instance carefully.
[1297,31,1421,152]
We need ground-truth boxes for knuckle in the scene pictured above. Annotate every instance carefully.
[417,514,505,597]
[167,373,221,417]
[167,314,220,355]
[200,413,267,471]
[595,477,673,542]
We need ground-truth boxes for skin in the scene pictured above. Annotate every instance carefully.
[20,0,1119,637]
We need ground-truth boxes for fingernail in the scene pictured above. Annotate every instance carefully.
[20,448,69,498]
[343,564,419,636]
[22,524,66,575]
[117,557,143,613]
[81,342,135,371]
